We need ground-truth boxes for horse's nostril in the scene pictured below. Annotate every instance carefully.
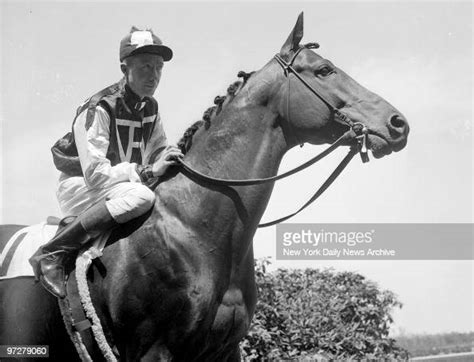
[390,114,406,129]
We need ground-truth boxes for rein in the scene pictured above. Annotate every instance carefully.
[175,44,370,227]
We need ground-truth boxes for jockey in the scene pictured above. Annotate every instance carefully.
[29,27,184,298]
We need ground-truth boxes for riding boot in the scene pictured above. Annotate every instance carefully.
[29,201,118,298]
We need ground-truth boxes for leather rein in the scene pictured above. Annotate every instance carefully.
[176,43,370,228]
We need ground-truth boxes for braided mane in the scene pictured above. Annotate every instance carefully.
[177,71,254,154]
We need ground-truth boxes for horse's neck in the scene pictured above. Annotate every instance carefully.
[187,107,286,181]
[186,65,286,182]
[194,81,286,189]
[156,68,287,257]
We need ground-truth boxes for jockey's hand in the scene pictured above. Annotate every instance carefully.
[151,145,184,177]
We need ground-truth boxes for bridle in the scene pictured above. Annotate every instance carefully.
[171,43,371,227]
[274,42,369,160]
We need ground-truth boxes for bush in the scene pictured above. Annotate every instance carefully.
[241,258,408,360]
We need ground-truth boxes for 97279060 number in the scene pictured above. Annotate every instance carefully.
[0,345,49,358]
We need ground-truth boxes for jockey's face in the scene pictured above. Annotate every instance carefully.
[121,53,164,98]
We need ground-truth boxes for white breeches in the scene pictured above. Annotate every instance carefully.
[57,177,155,224]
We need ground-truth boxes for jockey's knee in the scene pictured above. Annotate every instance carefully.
[106,184,156,223]
[133,184,156,211]
[126,184,156,215]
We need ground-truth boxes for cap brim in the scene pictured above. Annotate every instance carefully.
[129,44,173,61]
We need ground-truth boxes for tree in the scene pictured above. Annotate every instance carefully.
[241,258,408,360]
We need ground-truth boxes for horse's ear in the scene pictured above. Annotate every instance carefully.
[280,12,304,57]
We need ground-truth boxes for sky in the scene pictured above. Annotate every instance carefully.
[0,1,472,335]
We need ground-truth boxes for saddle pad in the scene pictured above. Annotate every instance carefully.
[0,223,58,279]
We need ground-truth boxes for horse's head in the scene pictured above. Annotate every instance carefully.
[272,13,409,158]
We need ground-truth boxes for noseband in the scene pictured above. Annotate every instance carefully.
[274,43,369,163]
[167,45,372,227]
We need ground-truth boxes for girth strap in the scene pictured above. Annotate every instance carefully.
[66,271,96,358]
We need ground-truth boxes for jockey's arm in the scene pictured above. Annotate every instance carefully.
[74,106,142,189]
[145,121,183,172]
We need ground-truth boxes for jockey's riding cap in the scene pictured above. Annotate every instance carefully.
[120,27,173,62]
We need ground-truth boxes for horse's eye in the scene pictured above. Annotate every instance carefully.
[316,66,334,77]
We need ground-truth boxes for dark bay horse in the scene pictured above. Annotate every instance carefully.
[0,14,409,361]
